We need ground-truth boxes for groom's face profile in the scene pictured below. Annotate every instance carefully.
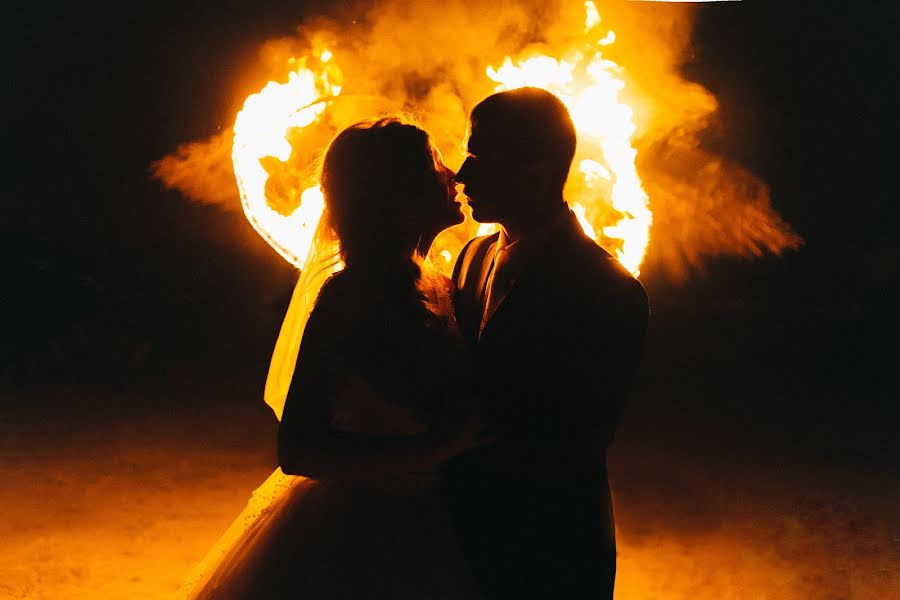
[456,124,520,225]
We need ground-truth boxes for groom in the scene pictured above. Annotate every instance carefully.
[444,87,648,599]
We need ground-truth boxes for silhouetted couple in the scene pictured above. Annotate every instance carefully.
[181,87,648,599]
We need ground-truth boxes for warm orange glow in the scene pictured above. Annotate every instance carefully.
[155,0,802,282]
[232,53,340,267]
[485,1,651,275]
[231,1,650,276]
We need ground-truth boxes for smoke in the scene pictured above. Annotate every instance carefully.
[640,141,803,279]
[153,132,236,210]
[152,0,801,278]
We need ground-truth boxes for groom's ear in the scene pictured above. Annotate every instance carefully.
[522,161,554,195]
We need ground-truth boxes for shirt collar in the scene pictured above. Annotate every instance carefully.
[496,208,576,265]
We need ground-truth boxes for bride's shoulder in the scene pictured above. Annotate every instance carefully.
[311,268,404,323]
[299,271,385,357]
[314,270,367,312]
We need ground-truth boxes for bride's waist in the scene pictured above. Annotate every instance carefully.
[330,472,441,498]
[330,399,428,436]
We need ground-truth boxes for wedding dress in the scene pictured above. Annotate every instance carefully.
[177,224,480,599]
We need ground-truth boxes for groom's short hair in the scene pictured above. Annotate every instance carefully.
[470,87,577,190]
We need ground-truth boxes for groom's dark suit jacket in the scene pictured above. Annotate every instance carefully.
[444,211,648,599]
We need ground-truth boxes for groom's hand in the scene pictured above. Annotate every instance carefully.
[432,411,496,463]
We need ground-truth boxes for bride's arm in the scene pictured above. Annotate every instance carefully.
[278,376,473,482]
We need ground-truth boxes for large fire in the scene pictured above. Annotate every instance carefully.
[155,0,801,282]
[233,1,650,276]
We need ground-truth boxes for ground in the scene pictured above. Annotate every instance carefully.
[1,380,896,599]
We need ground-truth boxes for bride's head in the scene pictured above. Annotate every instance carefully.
[320,118,462,268]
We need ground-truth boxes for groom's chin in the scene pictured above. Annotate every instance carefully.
[469,205,492,225]
[446,206,465,227]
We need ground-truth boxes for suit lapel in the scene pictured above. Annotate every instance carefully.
[478,221,582,344]
[475,240,499,312]
[454,233,499,346]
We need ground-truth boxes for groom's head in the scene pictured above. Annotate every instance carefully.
[456,87,576,225]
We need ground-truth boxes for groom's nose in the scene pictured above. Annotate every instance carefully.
[455,157,474,184]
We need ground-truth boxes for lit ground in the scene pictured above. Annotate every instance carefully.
[1,383,896,599]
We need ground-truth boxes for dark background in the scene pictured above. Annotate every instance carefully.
[3,0,897,469]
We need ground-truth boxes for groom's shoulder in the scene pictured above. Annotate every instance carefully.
[567,235,623,278]
[570,238,647,308]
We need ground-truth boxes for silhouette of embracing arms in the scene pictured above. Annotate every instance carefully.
[278,268,479,486]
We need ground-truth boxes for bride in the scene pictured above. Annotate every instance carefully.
[178,118,483,598]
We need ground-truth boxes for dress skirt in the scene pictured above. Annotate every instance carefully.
[178,469,481,599]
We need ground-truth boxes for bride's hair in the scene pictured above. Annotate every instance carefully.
[320,117,443,268]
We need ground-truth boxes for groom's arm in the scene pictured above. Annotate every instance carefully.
[551,276,648,480]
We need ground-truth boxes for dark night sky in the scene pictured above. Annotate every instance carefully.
[2,1,897,455]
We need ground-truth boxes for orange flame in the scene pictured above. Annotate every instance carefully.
[232,50,341,266]
[231,1,650,276]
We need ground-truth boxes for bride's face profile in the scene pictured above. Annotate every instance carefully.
[418,145,464,234]
[321,118,461,265]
